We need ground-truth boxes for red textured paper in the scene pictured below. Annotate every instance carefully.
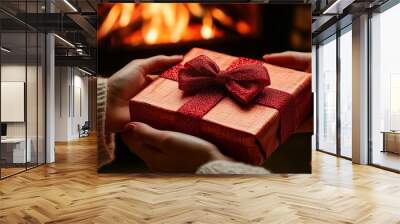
[130,48,312,165]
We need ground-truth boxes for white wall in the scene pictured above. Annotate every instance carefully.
[1,65,38,138]
[1,63,46,164]
[55,66,70,141]
[54,67,89,141]
[1,65,25,133]
[72,73,89,137]
[1,65,26,140]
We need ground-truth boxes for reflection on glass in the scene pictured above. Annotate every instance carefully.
[27,31,38,169]
[26,0,40,169]
[339,29,352,158]
[0,1,46,179]
[1,31,27,177]
[317,37,337,154]
[371,3,400,171]
[38,33,46,165]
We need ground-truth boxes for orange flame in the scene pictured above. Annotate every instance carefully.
[201,12,214,39]
[211,8,233,27]
[172,4,190,43]
[119,3,134,27]
[99,3,251,45]
[237,20,251,35]
[98,4,121,39]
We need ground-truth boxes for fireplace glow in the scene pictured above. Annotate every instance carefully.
[98,3,252,46]
[201,12,214,39]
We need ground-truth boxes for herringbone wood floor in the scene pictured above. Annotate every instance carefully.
[1,135,400,224]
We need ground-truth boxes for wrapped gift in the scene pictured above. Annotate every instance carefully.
[130,48,312,165]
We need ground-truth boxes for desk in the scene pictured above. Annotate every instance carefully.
[381,131,400,154]
[1,138,31,163]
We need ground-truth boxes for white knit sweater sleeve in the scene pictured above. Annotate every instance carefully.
[97,77,116,169]
[196,160,270,174]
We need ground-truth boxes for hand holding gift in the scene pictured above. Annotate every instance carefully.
[121,122,232,173]
[130,48,312,165]
[104,54,231,172]
[105,55,183,132]
[104,49,312,173]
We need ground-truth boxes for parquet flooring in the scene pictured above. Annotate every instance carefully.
[1,167,26,178]
[1,135,400,223]
[372,150,400,171]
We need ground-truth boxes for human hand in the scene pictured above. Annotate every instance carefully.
[263,51,311,73]
[121,122,233,173]
[106,55,183,132]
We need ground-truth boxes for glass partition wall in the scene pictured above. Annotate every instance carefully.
[0,1,46,179]
[339,27,352,159]
[317,35,337,155]
[370,2,400,171]
[315,0,400,172]
[316,25,352,159]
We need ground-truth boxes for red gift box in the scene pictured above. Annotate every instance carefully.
[130,48,312,165]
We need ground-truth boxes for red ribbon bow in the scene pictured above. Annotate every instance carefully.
[178,55,270,104]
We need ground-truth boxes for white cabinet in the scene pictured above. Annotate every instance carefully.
[1,138,32,163]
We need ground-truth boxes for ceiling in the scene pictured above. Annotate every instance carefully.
[311,0,391,43]
[0,0,97,72]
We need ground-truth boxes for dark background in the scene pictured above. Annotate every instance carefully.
[98,4,311,76]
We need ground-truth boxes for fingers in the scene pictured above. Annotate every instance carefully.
[123,122,169,148]
[129,122,219,153]
[121,123,161,161]
[263,51,311,72]
[107,55,183,103]
[135,55,183,75]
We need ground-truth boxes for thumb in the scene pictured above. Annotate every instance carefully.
[263,51,310,72]
[124,122,168,148]
[121,122,162,161]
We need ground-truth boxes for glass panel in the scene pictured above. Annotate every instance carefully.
[317,36,337,154]
[38,32,45,165]
[27,30,38,169]
[26,0,39,169]
[339,28,352,158]
[0,1,46,178]
[312,45,317,151]
[1,31,27,177]
[371,3,400,171]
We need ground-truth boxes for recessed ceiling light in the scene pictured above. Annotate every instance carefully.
[54,34,75,48]
[1,47,11,53]
[63,0,78,12]
[323,0,354,15]
[77,67,93,76]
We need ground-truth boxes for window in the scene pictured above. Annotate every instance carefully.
[339,27,352,158]
[317,35,337,154]
[316,25,353,159]
[0,1,46,179]
[370,2,400,171]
